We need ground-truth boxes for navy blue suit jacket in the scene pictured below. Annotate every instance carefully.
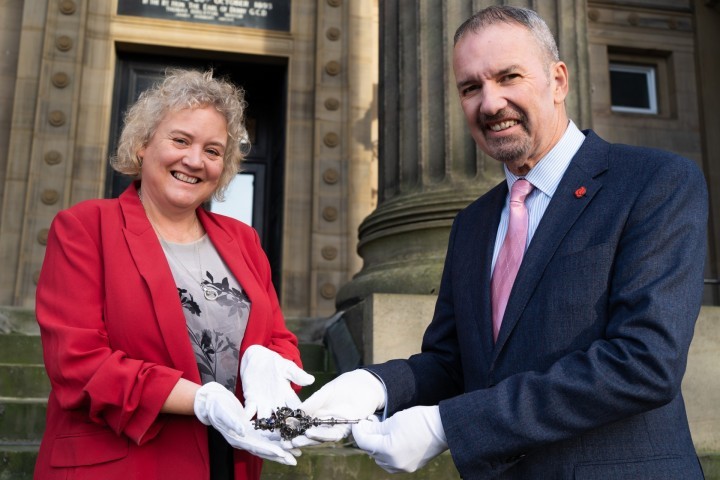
[368,131,708,479]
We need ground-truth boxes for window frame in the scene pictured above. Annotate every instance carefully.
[609,62,659,115]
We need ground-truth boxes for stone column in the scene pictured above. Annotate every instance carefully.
[693,0,720,303]
[0,0,92,307]
[336,0,591,315]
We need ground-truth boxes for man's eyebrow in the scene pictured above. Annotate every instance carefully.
[455,65,522,89]
[496,65,521,77]
[456,78,475,90]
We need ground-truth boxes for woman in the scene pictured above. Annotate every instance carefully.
[34,69,313,480]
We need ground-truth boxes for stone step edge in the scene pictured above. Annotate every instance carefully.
[0,396,47,404]
[0,363,44,368]
[0,442,41,448]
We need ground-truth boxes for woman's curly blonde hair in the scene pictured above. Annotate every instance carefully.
[110,68,248,200]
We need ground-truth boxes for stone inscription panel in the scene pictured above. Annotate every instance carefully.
[118,0,290,31]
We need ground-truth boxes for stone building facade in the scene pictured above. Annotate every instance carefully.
[0,0,379,320]
[0,0,718,317]
[0,0,719,476]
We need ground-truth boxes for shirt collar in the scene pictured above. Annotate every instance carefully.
[504,120,585,198]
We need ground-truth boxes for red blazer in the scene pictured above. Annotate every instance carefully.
[34,183,302,480]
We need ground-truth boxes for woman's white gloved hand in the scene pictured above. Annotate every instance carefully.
[194,381,246,435]
[222,427,299,466]
[193,381,298,466]
[240,344,315,420]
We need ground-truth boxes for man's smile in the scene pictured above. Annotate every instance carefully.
[488,119,520,132]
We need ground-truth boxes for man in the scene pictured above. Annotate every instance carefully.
[296,6,708,479]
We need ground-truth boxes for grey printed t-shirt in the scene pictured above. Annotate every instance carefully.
[160,234,250,392]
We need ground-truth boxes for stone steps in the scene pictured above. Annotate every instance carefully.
[297,343,335,400]
[0,334,43,364]
[0,310,342,478]
[0,308,718,479]
[0,397,47,444]
[261,447,460,479]
[0,445,37,480]
[0,365,49,398]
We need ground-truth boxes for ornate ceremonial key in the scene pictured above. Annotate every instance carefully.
[253,406,360,441]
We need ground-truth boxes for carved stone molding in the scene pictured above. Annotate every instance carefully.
[323,132,339,147]
[326,27,341,41]
[44,151,63,165]
[41,189,60,205]
[323,168,339,184]
[320,283,337,299]
[55,35,73,52]
[48,110,66,127]
[325,60,341,76]
[52,72,70,88]
[324,97,340,111]
[322,206,338,222]
[37,229,49,246]
[59,0,77,15]
[321,246,338,260]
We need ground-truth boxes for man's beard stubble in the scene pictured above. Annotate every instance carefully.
[481,108,532,164]
[486,130,532,164]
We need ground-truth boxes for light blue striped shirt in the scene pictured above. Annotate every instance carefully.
[491,121,586,273]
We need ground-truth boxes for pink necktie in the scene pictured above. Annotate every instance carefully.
[491,179,533,342]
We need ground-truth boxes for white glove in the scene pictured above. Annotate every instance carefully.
[352,405,448,473]
[194,382,298,465]
[223,425,299,466]
[295,369,386,445]
[193,381,246,436]
[240,344,315,420]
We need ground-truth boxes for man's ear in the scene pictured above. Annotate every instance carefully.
[552,61,569,104]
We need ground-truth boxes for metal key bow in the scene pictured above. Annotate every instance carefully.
[253,406,360,441]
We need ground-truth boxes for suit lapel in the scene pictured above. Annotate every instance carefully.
[197,209,263,355]
[119,183,201,382]
[492,132,609,359]
[469,183,508,362]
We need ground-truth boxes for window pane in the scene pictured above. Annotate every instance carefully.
[609,63,657,114]
[210,173,254,226]
[610,70,650,109]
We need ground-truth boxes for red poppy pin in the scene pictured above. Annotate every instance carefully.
[574,186,587,198]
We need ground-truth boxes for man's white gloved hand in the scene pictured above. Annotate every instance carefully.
[295,369,386,445]
[351,405,448,473]
[194,382,299,466]
[240,344,315,420]
[193,381,246,436]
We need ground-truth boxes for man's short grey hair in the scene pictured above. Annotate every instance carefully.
[454,5,560,65]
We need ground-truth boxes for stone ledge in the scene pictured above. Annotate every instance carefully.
[0,443,717,479]
[684,306,720,453]
[261,447,720,479]
[0,307,37,335]
[0,445,37,480]
[261,446,460,479]
[702,455,720,480]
